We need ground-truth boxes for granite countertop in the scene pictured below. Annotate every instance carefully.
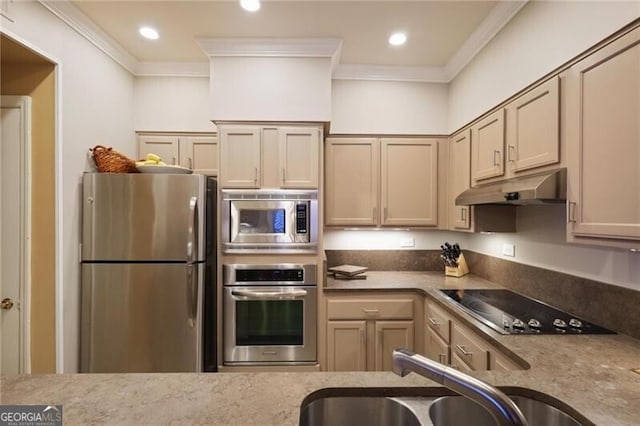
[3,272,640,425]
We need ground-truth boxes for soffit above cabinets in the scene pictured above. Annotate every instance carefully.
[44,0,527,81]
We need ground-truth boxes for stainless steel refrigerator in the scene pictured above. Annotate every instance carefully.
[80,173,216,373]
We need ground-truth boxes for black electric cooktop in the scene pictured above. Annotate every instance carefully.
[438,289,615,335]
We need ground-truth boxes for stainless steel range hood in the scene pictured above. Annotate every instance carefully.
[456,168,566,206]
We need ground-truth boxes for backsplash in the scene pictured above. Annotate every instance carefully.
[325,249,442,271]
[325,249,640,340]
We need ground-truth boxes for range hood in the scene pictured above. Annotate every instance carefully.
[456,168,566,206]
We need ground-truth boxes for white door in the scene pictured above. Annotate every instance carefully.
[1,96,31,374]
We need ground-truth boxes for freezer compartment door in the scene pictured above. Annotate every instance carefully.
[81,263,203,373]
[82,173,206,261]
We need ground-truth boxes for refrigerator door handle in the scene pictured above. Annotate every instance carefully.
[187,196,198,263]
[186,264,198,326]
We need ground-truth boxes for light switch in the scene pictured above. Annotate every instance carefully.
[400,237,415,247]
[502,243,515,257]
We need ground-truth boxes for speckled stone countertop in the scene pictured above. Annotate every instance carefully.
[3,272,640,425]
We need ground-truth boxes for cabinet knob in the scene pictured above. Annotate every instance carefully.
[1,298,14,310]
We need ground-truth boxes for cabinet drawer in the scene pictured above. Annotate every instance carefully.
[451,322,489,371]
[426,301,451,344]
[327,299,414,320]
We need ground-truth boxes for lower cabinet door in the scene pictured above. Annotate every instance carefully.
[425,326,449,365]
[374,320,414,371]
[327,320,367,371]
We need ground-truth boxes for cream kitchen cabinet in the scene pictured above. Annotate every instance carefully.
[326,294,417,372]
[471,109,505,185]
[219,125,320,189]
[425,299,522,371]
[325,138,378,226]
[470,77,560,186]
[325,137,440,227]
[505,76,560,175]
[448,130,471,230]
[566,26,640,244]
[448,130,516,233]
[137,133,218,175]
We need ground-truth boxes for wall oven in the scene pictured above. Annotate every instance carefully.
[223,264,317,365]
[221,190,318,253]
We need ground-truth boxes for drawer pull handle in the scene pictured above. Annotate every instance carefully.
[363,309,379,315]
[428,317,441,327]
[493,150,501,166]
[456,344,473,357]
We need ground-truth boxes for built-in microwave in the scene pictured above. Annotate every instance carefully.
[221,189,318,253]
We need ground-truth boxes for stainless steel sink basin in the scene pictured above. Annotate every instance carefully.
[429,395,582,426]
[299,396,422,426]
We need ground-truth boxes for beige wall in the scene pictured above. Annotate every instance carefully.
[330,80,449,135]
[134,76,216,133]
[1,37,57,373]
[448,0,640,131]
[3,0,136,372]
[209,56,332,122]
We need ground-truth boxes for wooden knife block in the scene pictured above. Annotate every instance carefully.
[445,253,469,277]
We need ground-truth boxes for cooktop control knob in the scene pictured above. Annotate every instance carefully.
[512,319,525,330]
[528,319,542,330]
[553,319,568,329]
[569,318,583,329]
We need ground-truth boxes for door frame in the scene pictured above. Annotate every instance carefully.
[1,95,32,373]
[1,28,64,372]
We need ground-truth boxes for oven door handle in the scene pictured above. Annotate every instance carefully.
[231,289,308,299]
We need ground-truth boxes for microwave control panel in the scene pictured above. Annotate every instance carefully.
[296,204,308,234]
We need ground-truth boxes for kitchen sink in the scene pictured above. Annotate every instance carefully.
[429,395,582,426]
[299,388,591,426]
[298,396,422,426]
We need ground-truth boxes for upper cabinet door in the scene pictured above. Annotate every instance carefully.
[567,27,640,241]
[381,138,438,227]
[278,126,320,188]
[506,76,560,174]
[448,130,471,230]
[325,138,379,226]
[180,136,218,175]
[138,135,179,166]
[471,109,505,184]
[219,127,261,188]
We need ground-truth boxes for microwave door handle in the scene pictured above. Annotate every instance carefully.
[187,196,198,263]
[231,289,308,299]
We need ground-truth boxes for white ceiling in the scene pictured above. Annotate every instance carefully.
[62,0,526,80]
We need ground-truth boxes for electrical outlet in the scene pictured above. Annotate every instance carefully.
[502,243,515,257]
[400,237,415,248]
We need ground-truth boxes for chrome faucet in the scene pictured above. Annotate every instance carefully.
[392,348,528,426]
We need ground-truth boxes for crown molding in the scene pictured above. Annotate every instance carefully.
[333,64,449,83]
[196,37,343,71]
[39,0,138,74]
[40,0,525,81]
[444,0,528,80]
[136,62,209,77]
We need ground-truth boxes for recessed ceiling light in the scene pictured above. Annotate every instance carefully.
[240,0,260,12]
[139,26,159,40]
[389,32,407,46]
